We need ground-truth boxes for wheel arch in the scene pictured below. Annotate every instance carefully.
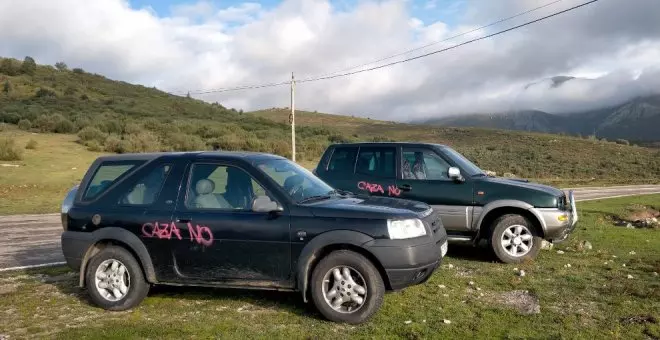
[78,227,156,288]
[295,230,389,303]
[474,200,546,243]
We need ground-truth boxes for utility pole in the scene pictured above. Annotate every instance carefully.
[290,72,296,162]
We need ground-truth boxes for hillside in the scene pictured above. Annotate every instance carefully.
[424,91,660,142]
[1,56,660,186]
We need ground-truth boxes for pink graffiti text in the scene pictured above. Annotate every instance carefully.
[357,181,402,197]
[141,222,214,246]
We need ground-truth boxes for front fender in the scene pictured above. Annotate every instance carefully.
[295,230,374,303]
[77,227,156,287]
[473,200,547,243]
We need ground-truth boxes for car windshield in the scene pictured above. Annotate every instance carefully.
[440,146,485,176]
[256,158,336,203]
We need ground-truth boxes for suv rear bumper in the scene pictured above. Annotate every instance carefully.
[363,227,448,290]
[61,231,94,271]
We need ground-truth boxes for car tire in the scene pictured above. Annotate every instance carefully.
[490,214,542,264]
[310,250,385,324]
[84,245,150,311]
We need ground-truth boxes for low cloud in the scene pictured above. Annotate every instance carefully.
[0,0,658,120]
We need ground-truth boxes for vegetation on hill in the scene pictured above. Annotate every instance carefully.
[1,56,660,186]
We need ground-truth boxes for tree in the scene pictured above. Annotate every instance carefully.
[55,62,68,71]
[0,59,17,76]
[20,56,37,75]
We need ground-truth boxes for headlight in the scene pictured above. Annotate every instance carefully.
[387,218,427,239]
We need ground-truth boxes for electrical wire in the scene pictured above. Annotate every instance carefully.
[177,0,598,95]
[311,0,564,78]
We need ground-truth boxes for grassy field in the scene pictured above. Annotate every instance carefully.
[1,126,659,215]
[1,194,658,339]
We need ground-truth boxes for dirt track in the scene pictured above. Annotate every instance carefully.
[1,185,659,271]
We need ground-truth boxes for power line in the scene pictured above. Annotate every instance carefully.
[178,0,598,95]
[296,0,599,84]
[312,0,564,78]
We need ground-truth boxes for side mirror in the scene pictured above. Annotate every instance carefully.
[251,195,283,213]
[448,167,464,182]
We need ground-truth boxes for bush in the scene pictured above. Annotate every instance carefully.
[85,140,103,152]
[2,80,11,94]
[0,138,23,161]
[0,59,18,76]
[72,68,85,74]
[25,139,38,149]
[615,138,630,145]
[17,119,32,130]
[166,134,206,151]
[78,126,106,143]
[55,62,68,71]
[35,87,57,98]
[121,131,162,153]
[20,56,37,75]
[54,118,75,133]
[103,135,123,153]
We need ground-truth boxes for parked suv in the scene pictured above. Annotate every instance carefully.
[60,151,448,324]
[314,143,578,264]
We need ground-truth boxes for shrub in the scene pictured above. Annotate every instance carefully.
[17,119,32,130]
[0,59,18,76]
[55,62,68,71]
[72,68,85,74]
[103,135,123,153]
[35,87,57,98]
[80,93,89,101]
[615,138,630,146]
[0,138,23,161]
[2,80,11,94]
[54,118,75,133]
[25,139,38,149]
[85,140,103,152]
[78,126,106,143]
[121,131,162,153]
[166,134,206,151]
[20,56,37,75]
[0,112,20,124]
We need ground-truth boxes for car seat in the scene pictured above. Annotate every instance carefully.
[224,167,255,210]
[192,179,229,209]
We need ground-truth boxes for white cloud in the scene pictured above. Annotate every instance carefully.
[0,0,659,121]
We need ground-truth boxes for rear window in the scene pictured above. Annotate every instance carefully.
[83,161,143,200]
[327,147,358,174]
[356,147,396,178]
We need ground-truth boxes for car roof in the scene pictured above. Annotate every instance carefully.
[329,142,449,148]
[94,151,287,162]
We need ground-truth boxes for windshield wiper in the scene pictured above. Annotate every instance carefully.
[329,189,354,196]
[298,195,333,204]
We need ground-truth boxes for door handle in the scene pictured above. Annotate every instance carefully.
[176,218,191,223]
[398,184,412,192]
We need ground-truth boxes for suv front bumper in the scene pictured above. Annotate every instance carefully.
[362,222,448,290]
[535,190,579,242]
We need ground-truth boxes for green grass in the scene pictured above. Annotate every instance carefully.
[1,195,658,339]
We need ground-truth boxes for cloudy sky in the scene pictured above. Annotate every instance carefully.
[1,0,659,120]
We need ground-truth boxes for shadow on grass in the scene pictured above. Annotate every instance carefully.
[444,241,497,263]
[35,266,321,320]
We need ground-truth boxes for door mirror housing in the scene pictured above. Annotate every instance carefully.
[448,167,464,182]
[252,195,283,213]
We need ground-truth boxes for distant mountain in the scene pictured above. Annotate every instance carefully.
[425,94,660,142]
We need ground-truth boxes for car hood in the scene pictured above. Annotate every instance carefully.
[484,177,563,196]
[308,195,432,220]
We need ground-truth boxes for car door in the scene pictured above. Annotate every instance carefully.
[352,146,400,197]
[170,161,291,285]
[395,146,475,233]
[77,158,182,281]
[316,146,359,192]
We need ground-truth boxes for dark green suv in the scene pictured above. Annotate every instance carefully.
[314,143,578,263]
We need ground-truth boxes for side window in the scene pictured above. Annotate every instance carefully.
[327,147,358,174]
[402,149,451,180]
[356,147,396,178]
[120,164,172,205]
[83,161,143,200]
[185,164,270,211]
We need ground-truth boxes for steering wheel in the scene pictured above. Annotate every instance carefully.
[283,175,305,200]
